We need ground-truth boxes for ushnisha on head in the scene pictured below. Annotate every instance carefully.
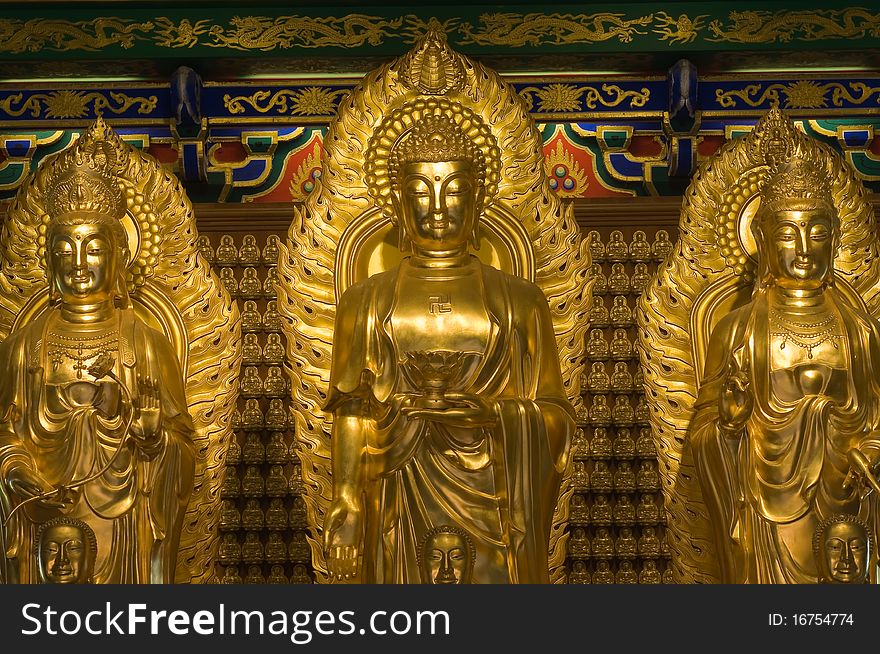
[752,154,838,291]
[44,130,130,312]
[417,524,476,585]
[813,514,872,584]
[35,516,98,584]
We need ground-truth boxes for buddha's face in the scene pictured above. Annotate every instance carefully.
[395,160,482,253]
[39,524,93,584]
[759,207,835,289]
[820,522,869,583]
[420,531,472,584]
[49,221,124,307]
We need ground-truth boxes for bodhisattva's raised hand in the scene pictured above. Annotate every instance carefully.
[131,375,162,446]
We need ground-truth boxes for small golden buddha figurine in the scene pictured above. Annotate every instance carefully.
[572,461,590,491]
[220,470,241,498]
[588,230,605,262]
[196,235,214,263]
[689,155,880,584]
[265,399,288,429]
[651,229,672,262]
[288,531,310,562]
[661,566,674,584]
[630,262,651,295]
[610,328,633,360]
[241,300,262,333]
[238,234,260,266]
[291,563,311,584]
[241,532,264,564]
[588,362,611,393]
[606,230,628,262]
[608,263,630,295]
[215,235,238,266]
[636,494,660,525]
[587,329,610,360]
[589,395,611,426]
[268,564,288,584]
[813,515,872,584]
[633,366,644,390]
[638,526,661,559]
[590,461,613,493]
[226,435,242,465]
[636,461,660,492]
[230,409,242,431]
[219,267,238,297]
[610,295,633,327]
[241,499,264,531]
[245,565,266,584]
[610,362,633,393]
[266,432,288,464]
[612,396,634,426]
[629,230,651,262]
[635,427,656,458]
[220,565,242,584]
[261,235,280,266]
[417,525,476,584]
[218,533,241,565]
[590,264,608,295]
[288,462,305,495]
[615,527,637,559]
[639,559,662,584]
[263,333,285,365]
[590,427,613,459]
[315,99,576,582]
[660,532,672,558]
[238,267,262,299]
[613,428,636,459]
[289,496,308,528]
[0,138,196,584]
[264,366,287,397]
[589,297,610,327]
[266,498,288,530]
[35,517,97,584]
[591,494,613,525]
[616,560,638,583]
[576,403,589,425]
[241,465,265,497]
[219,500,241,531]
[262,300,282,332]
[568,527,590,559]
[614,461,636,493]
[591,527,613,559]
[240,366,265,398]
[242,333,263,365]
[263,267,279,298]
[634,396,650,424]
[241,432,265,464]
[266,532,287,564]
[593,560,614,584]
[572,428,590,459]
[570,494,590,525]
[613,495,636,526]
[569,560,590,584]
[266,465,288,497]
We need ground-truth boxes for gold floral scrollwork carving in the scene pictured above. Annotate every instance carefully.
[519,83,650,113]
[456,12,653,46]
[0,91,159,120]
[707,8,880,44]
[716,81,880,110]
[223,88,350,116]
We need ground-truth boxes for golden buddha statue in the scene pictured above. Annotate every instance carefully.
[417,525,476,584]
[276,25,591,584]
[261,235,280,267]
[639,107,880,584]
[35,517,97,584]
[813,514,872,584]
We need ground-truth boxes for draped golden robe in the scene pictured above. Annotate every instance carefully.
[0,308,195,584]
[328,257,574,583]
[691,287,880,583]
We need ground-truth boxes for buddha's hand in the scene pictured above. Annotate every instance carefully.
[324,492,363,582]
[131,375,162,446]
[400,392,499,429]
[719,357,752,436]
[5,466,70,508]
[843,448,880,495]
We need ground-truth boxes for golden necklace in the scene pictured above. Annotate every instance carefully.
[47,316,120,379]
[769,307,842,359]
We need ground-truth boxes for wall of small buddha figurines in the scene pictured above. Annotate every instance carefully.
[566,226,677,584]
[195,223,678,584]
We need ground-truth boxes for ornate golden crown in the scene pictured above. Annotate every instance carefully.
[45,119,126,221]
[760,154,833,216]
[392,114,486,174]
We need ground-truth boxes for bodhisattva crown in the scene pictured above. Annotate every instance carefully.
[760,154,833,216]
[45,120,126,221]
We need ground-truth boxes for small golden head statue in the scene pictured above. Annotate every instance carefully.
[813,514,872,584]
[35,516,98,584]
[417,524,476,584]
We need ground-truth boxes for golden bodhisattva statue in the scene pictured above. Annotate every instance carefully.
[277,24,591,583]
[0,119,240,584]
[640,107,880,584]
